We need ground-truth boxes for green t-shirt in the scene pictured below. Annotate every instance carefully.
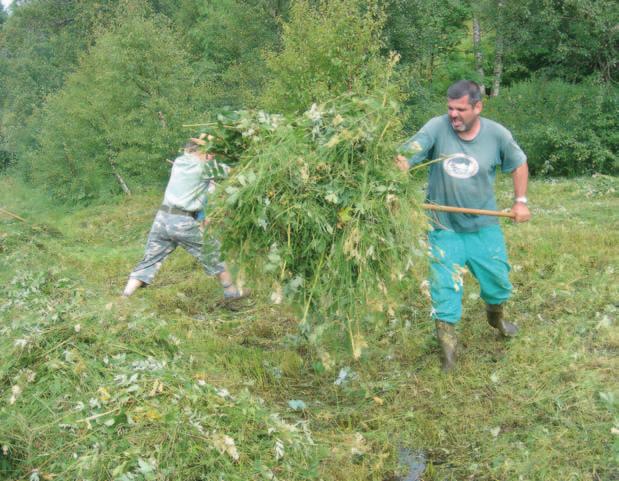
[400,115,526,232]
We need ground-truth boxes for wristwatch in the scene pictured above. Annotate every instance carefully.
[514,196,528,204]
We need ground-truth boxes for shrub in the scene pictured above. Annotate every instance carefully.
[25,2,203,203]
[483,78,618,176]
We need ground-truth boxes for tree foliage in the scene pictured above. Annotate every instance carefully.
[483,78,618,176]
[1,0,616,189]
[478,0,618,86]
[27,1,202,202]
[261,0,388,113]
[383,0,469,82]
[0,0,117,157]
[155,0,286,110]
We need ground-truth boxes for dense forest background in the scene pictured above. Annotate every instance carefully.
[0,0,617,203]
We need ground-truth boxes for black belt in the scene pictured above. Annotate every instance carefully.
[159,205,199,219]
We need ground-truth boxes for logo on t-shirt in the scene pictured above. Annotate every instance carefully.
[442,153,479,179]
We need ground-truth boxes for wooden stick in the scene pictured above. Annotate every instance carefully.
[0,207,27,222]
[409,157,444,172]
[75,407,120,424]
[422,203,515,218]
[182,122,217,127]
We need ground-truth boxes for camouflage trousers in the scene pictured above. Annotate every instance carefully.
[129,210,225,285]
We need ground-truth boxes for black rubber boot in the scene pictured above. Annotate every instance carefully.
[486,303,519,337]
[435,320,457,372]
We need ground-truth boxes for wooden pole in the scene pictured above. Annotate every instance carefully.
[0,207,27,222]
[422,203,515,219]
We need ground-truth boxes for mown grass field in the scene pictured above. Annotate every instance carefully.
[0,174,617,481]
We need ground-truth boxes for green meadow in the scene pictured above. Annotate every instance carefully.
[1,174,617,480]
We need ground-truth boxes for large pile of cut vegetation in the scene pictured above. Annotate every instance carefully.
[196,87,426,355]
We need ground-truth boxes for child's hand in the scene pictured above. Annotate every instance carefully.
[395,154,410,172]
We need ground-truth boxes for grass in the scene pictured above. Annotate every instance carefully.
[0,174,617,480]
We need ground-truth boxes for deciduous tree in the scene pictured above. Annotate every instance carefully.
[262,0,387,113]
[28,1,201,202]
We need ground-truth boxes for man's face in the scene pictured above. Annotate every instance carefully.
[447,95,482,133]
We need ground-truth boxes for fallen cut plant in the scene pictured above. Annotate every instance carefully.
[199,81,426,356]
[0,271,321,479]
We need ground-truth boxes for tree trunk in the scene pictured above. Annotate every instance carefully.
[109,157,131,196]
[491,0,504,98]
[473,14,486,97]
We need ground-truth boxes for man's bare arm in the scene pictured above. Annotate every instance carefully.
[511,163,531,223]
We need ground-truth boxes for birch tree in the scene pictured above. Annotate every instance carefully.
[472,11,486,96]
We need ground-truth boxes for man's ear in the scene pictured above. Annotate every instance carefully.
[474,101,483,115]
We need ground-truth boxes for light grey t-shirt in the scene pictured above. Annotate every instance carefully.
[400,115,526,232]
[162,153,228,212]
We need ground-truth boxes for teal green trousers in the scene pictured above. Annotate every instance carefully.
[429,224,512,323]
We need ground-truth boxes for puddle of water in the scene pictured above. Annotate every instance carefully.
[397,447,427,481]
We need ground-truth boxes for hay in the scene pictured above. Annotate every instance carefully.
[198,88,427,345]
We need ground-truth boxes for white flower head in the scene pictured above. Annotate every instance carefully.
[305,103,322,122]
[419,280,431,298]
[275,438,285,460]
[213,434,240,461]
[9,385,22,405]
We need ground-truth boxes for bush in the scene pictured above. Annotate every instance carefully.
[483,78,618,176]
[0,136,15,172]
[25,1,204,203]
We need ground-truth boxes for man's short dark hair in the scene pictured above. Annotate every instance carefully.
[447,80,482,105]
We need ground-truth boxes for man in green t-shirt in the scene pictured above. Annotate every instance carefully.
[396,80,531,372]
